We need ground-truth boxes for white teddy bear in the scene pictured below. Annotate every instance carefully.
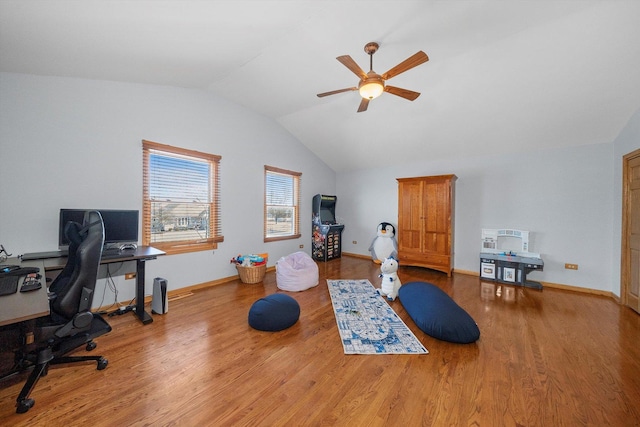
[378,257,402,301]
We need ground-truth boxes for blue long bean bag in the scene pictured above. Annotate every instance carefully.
[399,281,480,344]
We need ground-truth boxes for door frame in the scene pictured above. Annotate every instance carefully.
[621,148,640,308]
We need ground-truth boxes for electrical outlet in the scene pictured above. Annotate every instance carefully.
[352,240,357,244]
[299,244,304,249]
[564,263,578,270]
[125,272,136,280]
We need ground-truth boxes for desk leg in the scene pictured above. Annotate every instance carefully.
[135,259,153,325]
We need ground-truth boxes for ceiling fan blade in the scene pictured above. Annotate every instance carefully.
[317,87,357,98]
[337,55,368,80]
[385,86,421,101]
[357,98,370,113]
[381,51,429,81]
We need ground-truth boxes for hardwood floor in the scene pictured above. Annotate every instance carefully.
[1,256,640,426]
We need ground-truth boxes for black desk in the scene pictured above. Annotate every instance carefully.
[41,246,165,325]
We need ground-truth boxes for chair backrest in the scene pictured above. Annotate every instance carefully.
[49,210,104,321]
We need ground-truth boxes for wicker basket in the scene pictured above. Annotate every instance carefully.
[236,263,267,284]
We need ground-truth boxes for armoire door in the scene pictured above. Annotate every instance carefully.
[397,179,424,258]
[422,178,451,264]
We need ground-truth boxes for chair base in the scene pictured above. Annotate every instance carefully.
[13,314,112,414]
[15,341,109,413]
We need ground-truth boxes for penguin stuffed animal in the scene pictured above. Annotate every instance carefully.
[368,222,398,264]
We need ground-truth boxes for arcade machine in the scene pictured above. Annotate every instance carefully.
[312,194,345,262]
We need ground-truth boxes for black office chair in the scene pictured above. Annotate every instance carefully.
[13,210,112,413]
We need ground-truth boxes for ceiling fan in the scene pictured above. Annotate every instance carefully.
[317,42,429,112]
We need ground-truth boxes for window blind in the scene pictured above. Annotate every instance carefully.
[143,140,223,254]
[264,165,301,242]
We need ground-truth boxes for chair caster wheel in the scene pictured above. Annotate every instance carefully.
[16,398,35,414]
[97,357,108,370]
[86,341,97,351]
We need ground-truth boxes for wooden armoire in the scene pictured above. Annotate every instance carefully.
[396,174,457,276]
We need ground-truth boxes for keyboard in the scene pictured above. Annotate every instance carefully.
[21,250,68,260]
[0,265,40,296]
[0,276,19,296]
[101,251,135,260]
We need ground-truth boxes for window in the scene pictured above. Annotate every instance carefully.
[264,165,301,242]
[142,140,223,254]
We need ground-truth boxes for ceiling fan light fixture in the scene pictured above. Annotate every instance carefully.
[359,81,383,100]
[358,73,384,100]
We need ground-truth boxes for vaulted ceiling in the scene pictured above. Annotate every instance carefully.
[2,1,639,172]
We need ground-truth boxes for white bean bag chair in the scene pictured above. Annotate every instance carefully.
[276,251,319,292]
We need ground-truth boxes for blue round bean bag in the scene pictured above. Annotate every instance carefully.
[399,282,480,344]
[248,294,300,331]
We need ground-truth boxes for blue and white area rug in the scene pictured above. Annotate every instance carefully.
[327,279,428,355]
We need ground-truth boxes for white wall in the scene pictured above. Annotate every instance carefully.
[1,72,636,304]
[0,72,336,308]
[337,142,618,294]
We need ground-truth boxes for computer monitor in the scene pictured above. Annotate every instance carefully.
[59,209,139,248]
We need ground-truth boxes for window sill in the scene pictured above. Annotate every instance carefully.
[148,241,219,255]
[264,234,301,243]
